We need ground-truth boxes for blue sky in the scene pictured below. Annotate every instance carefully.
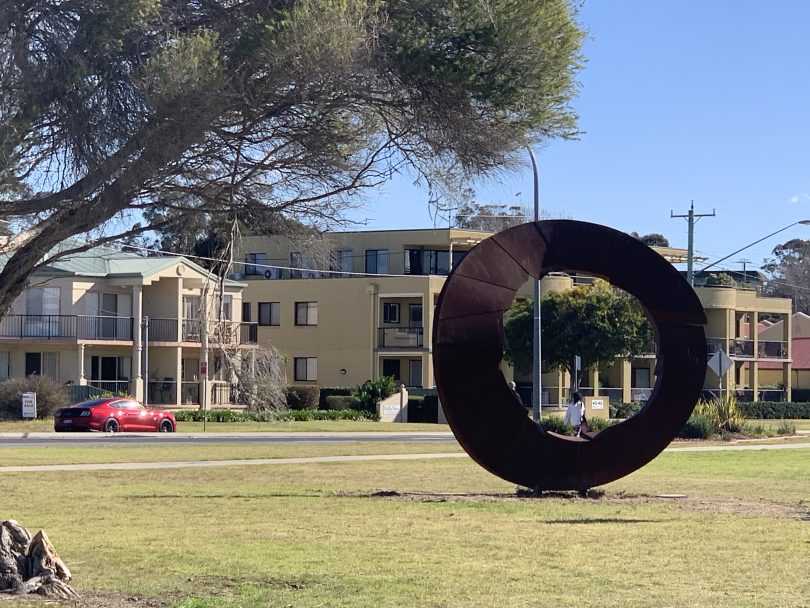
[346,1,810,273]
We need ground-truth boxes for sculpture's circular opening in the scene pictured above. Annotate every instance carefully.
[433,220,707,490]
[504,272,658,438]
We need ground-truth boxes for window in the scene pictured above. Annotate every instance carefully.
[365,249,388,274]
[242,302,251,323]
[295,302,318,326]
[0,352,9,380]
[405,249,467,275]
[294,357,317,381]
[331,250,353,277]
[258,302,280,326]
[245,253,267,276]
[409,304,423,326]
[26,287,60,315]
[222,295,232,321]
[25,352,58,379]
[382,359,401,382]
[383,302,400,324]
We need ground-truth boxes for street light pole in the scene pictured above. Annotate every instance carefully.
[528,146,542,422]
[699,220,810,274]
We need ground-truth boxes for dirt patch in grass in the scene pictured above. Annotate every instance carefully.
[0,590,167,608]
[360,489,810,520]
[0,575,308,608]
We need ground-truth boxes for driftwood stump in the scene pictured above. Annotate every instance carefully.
[0,520,78,600]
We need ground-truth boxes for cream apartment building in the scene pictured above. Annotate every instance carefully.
[0,243,256,406]
[235,228,793,404]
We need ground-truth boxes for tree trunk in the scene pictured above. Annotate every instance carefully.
[0,521,78,600]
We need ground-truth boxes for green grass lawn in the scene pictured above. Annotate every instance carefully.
[0,442,808,607]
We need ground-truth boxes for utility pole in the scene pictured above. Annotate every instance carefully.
[527,146,542,422]
[671,201,715,286]
[738,258,750,286]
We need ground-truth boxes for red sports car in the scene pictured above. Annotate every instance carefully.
[54,398,177,433]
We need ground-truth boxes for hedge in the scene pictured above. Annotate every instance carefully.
[318,387,354,409]
[286,385,320,410]
[737,401,810,419]
[172,408,375,422]
[324,395,358,411]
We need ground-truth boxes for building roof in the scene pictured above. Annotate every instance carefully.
[760,336,810,370]
[0,239,243,285]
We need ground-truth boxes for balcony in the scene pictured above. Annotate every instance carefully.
[708,337,788,360]
[378,326,424,348]
[0,315,134,341]
[211,322,258,345]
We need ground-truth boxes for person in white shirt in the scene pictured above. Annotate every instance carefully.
[563,391,586,436]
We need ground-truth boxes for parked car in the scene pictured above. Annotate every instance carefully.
[54,398,176,432]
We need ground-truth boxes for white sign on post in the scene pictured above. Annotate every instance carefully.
[707,350,734,377]
[591,399,604,410]
[21,392,37,419]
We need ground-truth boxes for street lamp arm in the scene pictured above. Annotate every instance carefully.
[699,220,810,274]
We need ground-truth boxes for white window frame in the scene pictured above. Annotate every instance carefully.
[383,302,401,324]
[294,357,317,381]
[295,302,318,326]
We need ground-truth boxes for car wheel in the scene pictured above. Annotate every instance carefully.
[159,419,174,433]
[104,418,120,433]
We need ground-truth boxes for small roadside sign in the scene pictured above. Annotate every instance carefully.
[707,350,733,377]
[21,392,37,419]
[199,361,208,376]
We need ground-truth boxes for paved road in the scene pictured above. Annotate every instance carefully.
[0,431,457,447]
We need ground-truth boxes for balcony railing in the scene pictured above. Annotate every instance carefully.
[181,381,200,405]
[182,319,202,342]
[88,380,131,395]
[147,380,177,405]
[0,314,134,341]
[147,318,178,342]
[210,321,258,345]
[378,326,424,348]
[758,340,788,359]
[78,316,134,340]
[708,337,788,359]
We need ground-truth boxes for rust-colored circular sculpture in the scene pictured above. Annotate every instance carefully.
[433,220,707,490]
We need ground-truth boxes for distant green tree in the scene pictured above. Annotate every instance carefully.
[630,232,670,247]
[762,238,810,313]
[704,273,736,287]
[504,281,654,380]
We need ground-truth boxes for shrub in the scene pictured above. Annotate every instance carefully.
[610,401,642,419]
[354,376,397,415]
[540,415,570,435]
[694,393,746,433]
[678,413,715,439]
[324,395,358,411]
[776,420,797,436]
[0,376,70,420]
[286,385,320,410]
[742,422,775,438]
[318,387,354,409]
